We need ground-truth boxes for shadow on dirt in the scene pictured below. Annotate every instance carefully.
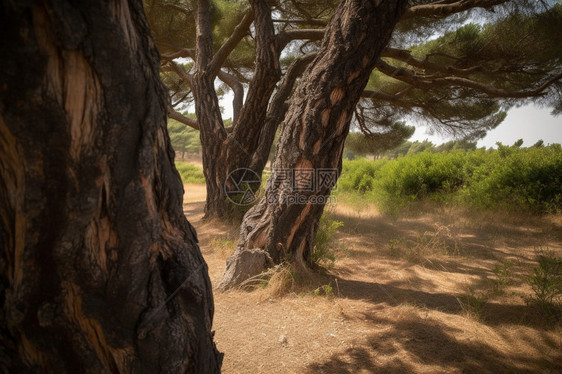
[302,208,562,373]
[305,311,561,373]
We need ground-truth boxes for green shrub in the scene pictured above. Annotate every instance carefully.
[526,249,562,324]
[337,144,562,214]
[458,287,488,321]
[175,162,205,184]
[339,158,387,193]
[313,213,344,268]
[492,261,514,293]
[312,284,333,298]
[464,144,562,212]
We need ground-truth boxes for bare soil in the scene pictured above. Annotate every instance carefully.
[183,183,562,374]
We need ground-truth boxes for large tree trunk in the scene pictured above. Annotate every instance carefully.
[248,53,317,176]
[193,0,281,219]
[0,1,221,372]
[218,0,409,290]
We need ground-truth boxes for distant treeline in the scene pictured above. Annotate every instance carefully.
[338,143,562,214]
[168,119,201,156]
[343,134,549,160]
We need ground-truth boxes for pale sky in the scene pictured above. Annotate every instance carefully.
[409,105,562,148]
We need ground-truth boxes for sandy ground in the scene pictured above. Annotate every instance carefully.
[182,183,562,373]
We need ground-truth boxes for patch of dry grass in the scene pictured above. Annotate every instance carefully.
[209,237,237,258]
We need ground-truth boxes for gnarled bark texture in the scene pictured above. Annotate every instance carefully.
[218,0,409,290]
[193,0,282,218]
[0,1,221,372]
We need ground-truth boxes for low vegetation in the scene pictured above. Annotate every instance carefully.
[338,143,562,215]
[313,214,344,269]
[526,248,562,325]
[175,161,205,184]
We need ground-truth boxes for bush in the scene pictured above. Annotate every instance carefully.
[175,161,205,184]
[492,261,513,293]
[464,144,562,212]
[526,249,562,324]
[337,144,562,214]
[458,287,488,321]
[313,213,344,269]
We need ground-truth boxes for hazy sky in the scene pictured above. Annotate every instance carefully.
[409,105,562,148]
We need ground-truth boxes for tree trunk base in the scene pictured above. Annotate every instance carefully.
[216,247,273,291]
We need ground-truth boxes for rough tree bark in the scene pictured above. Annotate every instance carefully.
[156,1,330,219]
[248,53,317,176]
[193,0,281,218]
[0,1,221,372]
[218,0,409,289]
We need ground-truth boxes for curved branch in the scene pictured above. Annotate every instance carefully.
[282,53,317,87]
[376,59,562,99]
[167,61,194,87]
[402,0,510,20]
[161,48,195,63]
[162,3,194,19]
[168,106,199,131]
[217,70,244,123]
[381,47,487,76]
[277,28,325,50]
[209,10,254,75]
[171,92,190,108]
[272,18,327,26]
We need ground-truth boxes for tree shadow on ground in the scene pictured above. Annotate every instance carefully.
[330,208,561,265]
[333,277,558,327]
[301,208,562,373]
[183,201,206,219]
[305,312,561,373]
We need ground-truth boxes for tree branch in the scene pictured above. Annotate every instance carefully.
[403,0,510,20]
[381,47,487,76]
[272,18,327,26]
[217,70,244,123]
[161,48,195,63]
[277,28,325,51]
[171,92,190,108]
[168,106,199,131]
[376,59,562,99]
[209,10,255,75]
[167,61,194,87]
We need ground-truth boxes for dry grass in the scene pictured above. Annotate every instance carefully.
[184,187,562,374]
[209,237,237,258]
[183,183,207,203]
[234,263,296,295]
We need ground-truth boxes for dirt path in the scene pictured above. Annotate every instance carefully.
[183,187,562,373]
